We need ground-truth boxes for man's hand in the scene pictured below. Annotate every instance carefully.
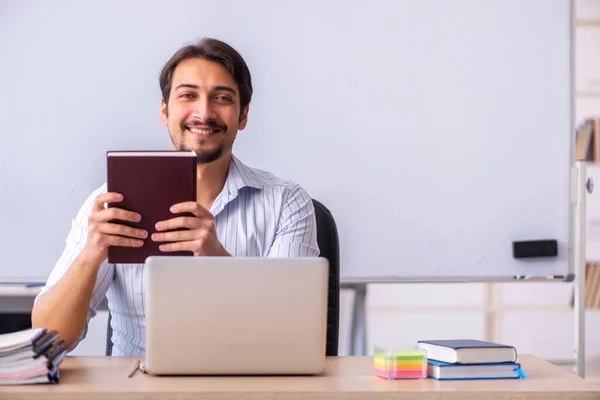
[151,202,230,256]
[80,193,147,265]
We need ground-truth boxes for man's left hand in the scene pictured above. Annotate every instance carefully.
[151,202,230,256]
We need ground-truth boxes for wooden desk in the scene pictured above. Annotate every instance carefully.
[1,355,599,399]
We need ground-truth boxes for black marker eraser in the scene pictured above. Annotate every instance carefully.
[512,240,558,259]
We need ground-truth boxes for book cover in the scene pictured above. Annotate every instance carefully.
[427,359,524,380]
[417,339,517,364]
[106,151,197,264]
[575,120,593,161]
[419,339,515,350]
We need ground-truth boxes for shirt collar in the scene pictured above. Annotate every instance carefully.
[227,154,263,193]
[210,154,262,215]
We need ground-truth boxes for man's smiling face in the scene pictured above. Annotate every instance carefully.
[160,57,248,164]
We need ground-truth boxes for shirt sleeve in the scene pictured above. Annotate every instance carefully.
[267,184,320,257]
[34,183,114,351]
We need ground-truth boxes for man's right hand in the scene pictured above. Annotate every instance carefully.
[80,192,147,265]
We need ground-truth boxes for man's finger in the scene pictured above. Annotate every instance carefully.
[151,229,197,243]
[155,217,202,231]
[169,201,211,218]
[99,223,148,239]
[93,207,141,224]
[94,192,124,211]
[105,235,145,248]
[158,240,198,253]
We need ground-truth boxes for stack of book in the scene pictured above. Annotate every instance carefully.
[417,339,525,380]
[0,328,67,385]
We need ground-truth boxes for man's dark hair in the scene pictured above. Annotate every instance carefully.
[159,38,253,117]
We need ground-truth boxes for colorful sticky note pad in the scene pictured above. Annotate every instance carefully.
[374,349,427,379]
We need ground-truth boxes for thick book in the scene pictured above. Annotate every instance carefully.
[417,339,517,364]
[427,359,524,380]
[106,151,197,264]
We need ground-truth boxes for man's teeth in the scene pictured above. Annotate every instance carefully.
[189,128,215,134]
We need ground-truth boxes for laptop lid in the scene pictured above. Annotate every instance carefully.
[143,256,329,375]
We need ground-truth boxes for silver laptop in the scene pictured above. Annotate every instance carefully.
[143,256,329,375]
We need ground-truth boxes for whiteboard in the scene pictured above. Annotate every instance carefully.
[0,0,573,282]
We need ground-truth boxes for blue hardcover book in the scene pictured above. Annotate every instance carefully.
[417,339,517,364]
[427,359,526,381]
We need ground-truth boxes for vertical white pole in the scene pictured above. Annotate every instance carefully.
[573,161,587,378]
[350,283,367,356]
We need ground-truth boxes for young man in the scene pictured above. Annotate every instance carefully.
[31,38,319,356]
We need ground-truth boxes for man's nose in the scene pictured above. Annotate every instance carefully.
[191,97,217,121]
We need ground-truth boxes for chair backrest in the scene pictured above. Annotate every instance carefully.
[106,198,340,356]
[311,199,340,356]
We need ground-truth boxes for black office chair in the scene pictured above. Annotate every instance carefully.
[312,199,340,356]
[106,198,340,356]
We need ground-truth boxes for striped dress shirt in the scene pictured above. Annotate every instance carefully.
[35,155,320,356]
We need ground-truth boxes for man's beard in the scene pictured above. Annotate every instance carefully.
[170,136,225,164]
[193,144,223,164]
[172,118,229,164]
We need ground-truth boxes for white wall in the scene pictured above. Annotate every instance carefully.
[71,0,600,362]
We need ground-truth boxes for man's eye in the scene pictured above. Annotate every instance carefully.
[215,95,232,103]
[179,93,194,99]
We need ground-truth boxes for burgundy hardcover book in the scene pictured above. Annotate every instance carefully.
[106,150,197,264]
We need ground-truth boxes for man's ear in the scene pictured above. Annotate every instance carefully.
[238,105,249,130]
[160,98,168,126]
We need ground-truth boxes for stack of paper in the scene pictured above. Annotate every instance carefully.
[0,328,66,385]
[374,349,428,379]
